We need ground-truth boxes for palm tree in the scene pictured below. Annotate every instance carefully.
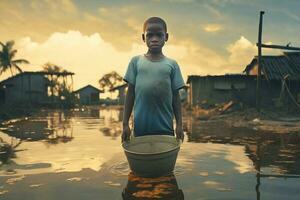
[0,40,29,76]
[42,62,74,106]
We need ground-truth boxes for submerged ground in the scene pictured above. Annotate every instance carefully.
[0,106,300,199]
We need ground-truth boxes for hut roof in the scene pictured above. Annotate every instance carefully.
[73,84,104,93]
[186,74,254,84]
[0,71,74,85]
[244,52,300,81]
[0,71,64,86]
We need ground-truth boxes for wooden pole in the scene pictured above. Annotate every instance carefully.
[256,11,265,112]
[28,73,32,104]
[258,43,300,51]
[51,74,54,104]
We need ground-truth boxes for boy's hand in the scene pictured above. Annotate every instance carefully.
[122,124,131,142]
[175,126,184,142]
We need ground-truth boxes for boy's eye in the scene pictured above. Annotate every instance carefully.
[146,33,154,38]
[146,33,164,38]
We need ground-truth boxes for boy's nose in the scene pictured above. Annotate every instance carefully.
[150,38,160,43]
[150,41,159,45]
[151,36,161,41]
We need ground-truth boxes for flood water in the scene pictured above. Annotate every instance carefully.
[0,107,300,199]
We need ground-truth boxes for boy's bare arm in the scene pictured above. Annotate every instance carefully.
[172,89,184,141]
[122,83,135,142]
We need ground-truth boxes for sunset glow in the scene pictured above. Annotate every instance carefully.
[1,0,299,90]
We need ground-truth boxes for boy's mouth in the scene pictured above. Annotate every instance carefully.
[150,44,160,48]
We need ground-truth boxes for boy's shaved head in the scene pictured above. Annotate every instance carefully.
[143,17,167,33]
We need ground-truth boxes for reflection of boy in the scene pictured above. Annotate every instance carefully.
[122,172,184,199]
[122,17,185,142]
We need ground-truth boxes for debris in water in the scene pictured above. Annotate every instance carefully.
[67,177,83,182]
[214,171,225,175]
[203,181,220,187]
[29,184,43,188]
[199,172,209,176]
[252,118,261,123]
[6,175,25,185]
[104,181,121,187]
[0,190,9,195]
[216,187,232,192]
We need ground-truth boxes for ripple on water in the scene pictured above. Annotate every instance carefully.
[107,160,186,177]
[108,161,130,176]
[173,164,186,176]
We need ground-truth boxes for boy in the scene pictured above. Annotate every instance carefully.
[122,17,185,142]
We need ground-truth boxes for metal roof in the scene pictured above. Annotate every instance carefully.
[186,74,255,84]
[0,71,74,85]
[73,84,104,93]
[244,52,300,80]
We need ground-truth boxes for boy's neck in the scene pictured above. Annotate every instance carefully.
[145,50,164,61]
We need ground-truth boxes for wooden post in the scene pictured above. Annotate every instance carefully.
[28,73,32,104]
[51,74,54,104]
[256,11,265,112]
[259,44,300,51]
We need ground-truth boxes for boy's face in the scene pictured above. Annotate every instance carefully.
[142,22,168,52]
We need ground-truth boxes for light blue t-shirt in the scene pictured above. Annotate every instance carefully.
[123,55,185,136]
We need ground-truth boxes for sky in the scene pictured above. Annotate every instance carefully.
[1,0,300,91]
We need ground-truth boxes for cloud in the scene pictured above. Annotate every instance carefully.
[227,36,257,67]
[13,31,267,92]
[0,1,278,86]
[30,0,78,15]
[224,36,280,73]
[3,18,275,92]
[174,39,227,76]
[14,31,201,89]
[14,31,144,90]
[11,30,228,89]
[203,24,223,32]
[0,1,143,52]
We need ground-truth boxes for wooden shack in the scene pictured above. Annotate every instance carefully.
[244,52,300,107]
[187,74,256,107]
[74,85,103,105]
[0,72,50,105]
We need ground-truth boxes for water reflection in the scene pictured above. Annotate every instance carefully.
[0,137,22,164]
[183,115,300,200]
[99,107,123,139]
[0,107,125,174]
[1,112,73,144]
[122,172,184,200]
[46,112,74,144]
[184,118,300,176]
[0,107,299,199]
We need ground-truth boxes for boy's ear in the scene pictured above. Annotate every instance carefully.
[142,34,145,42]
[165,33,169,42]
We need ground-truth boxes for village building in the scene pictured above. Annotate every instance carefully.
[0,72,50,105]
[244,51,300,107]
[187,52,300,108]
[0,71,74,106]
[73,85,103,105]
[187,74,256,107]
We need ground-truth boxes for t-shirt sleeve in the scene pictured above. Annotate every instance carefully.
[171,61,185,91]
[123,57,137,85]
